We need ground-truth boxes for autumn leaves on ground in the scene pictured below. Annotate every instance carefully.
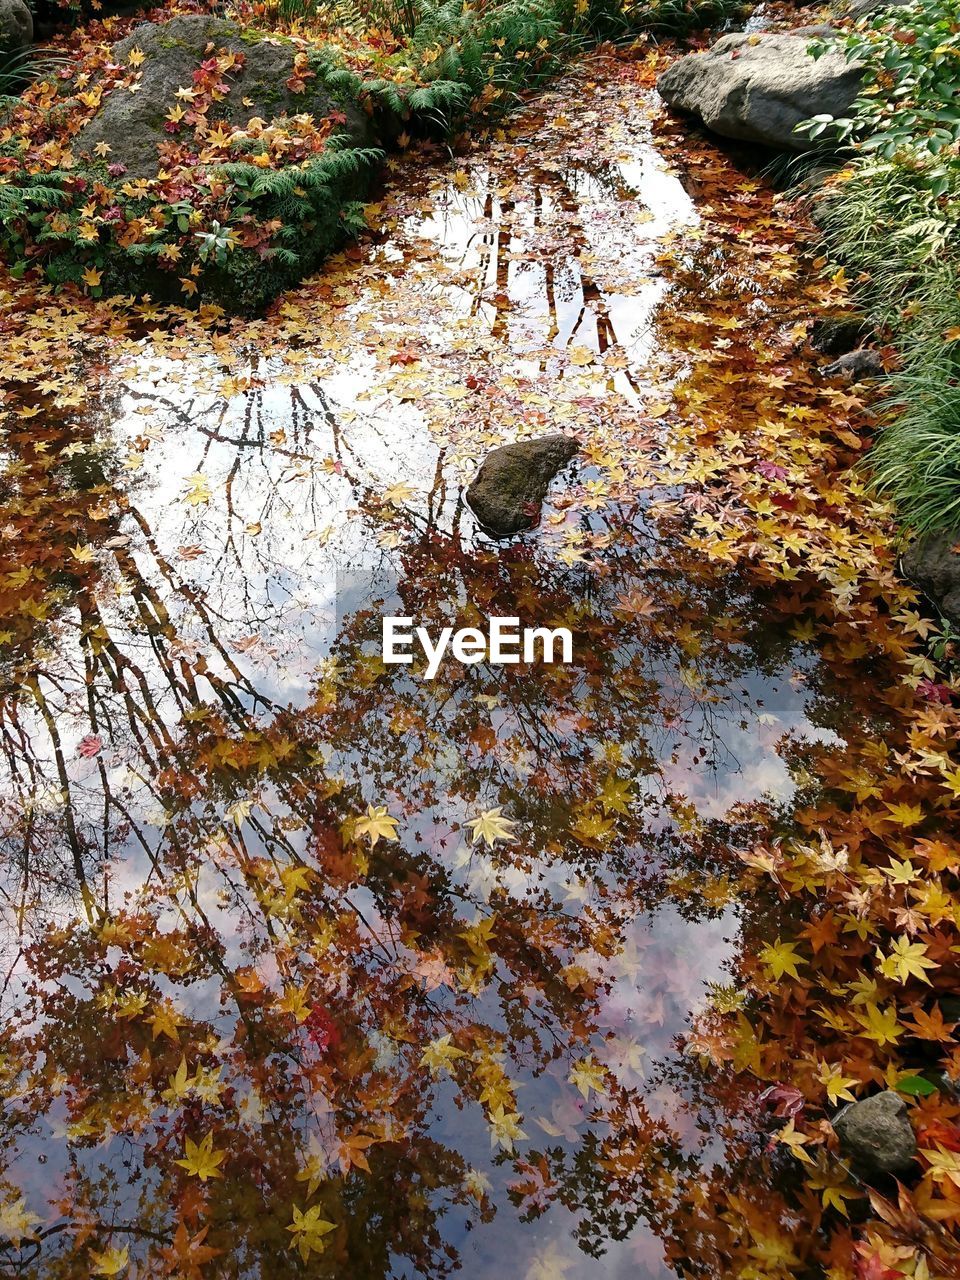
[1,3,960,1280]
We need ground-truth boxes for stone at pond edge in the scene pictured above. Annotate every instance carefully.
[902,532,960,626]
[656,33,862,153]
[466,436,579,538]
[822,348,885,379]
[832,1090,917,1178]
[78,15,372,181]
[0,0,31,54]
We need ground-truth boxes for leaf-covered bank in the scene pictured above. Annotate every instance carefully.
[0,0,738,308]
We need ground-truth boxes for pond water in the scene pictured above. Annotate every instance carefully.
[0,52,912,1280]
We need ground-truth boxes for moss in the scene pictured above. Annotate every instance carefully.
[256,83,284,106]
[238,28,280,45]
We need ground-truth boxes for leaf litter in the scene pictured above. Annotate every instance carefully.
[0,47,957,1280]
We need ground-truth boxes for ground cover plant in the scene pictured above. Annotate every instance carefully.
[805,0,960,532]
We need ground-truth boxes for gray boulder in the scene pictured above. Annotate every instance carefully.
[657,32,862,152]
[466,435,578,538]
[832,1090,917,1177]
[823,347,885,378]
[846,0,911,19]
[902,532,960,625]
[78,15,371,179]
[0,0,32,54]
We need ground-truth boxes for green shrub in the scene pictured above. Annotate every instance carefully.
[802,0,960,531]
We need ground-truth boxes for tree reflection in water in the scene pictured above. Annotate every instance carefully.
[0,368,881,1277]
[0,56,937,1280]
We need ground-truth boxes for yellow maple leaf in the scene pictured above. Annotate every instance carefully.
[921,1143,960,1189]
[148,1001,184,1042]
[818,1062,858,1106]
[174,1131,226,1182]
[280,864,313,901]
[806,1156,858,1216]
[883,800,924,827]
[90,1245,129,1277]
[776,1117,814,1165]
[382,481,415,505]
[883,857,920,885]
[569,1056,606,1100]
[419,1033,467,1077]
[287,1205,336,1263]
[877,935,936,985]
[466,807,516,848]
[182,473,211,506]
[162,1056,192,1103]
[278,984,312,1023]
[758,938,804,981]
[353,804,399,848]
[0,1197,41,1246]
[487,1103,527,1152]
[854,1003,904,1046]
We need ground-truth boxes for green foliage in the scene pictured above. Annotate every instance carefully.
[291,0,745,127]
[808,0,960,161]
[0,134,382,309]
[291,0,422,34]
[895,1074,938,1097]
[0,172,70,218]
[814,164,960,532]
[802,0,960,532]
[609,0,744,37]
[0,46,72,95]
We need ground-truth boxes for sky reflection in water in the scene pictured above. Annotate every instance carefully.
[0,72,875,1280]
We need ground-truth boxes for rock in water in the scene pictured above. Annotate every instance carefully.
[0,0,32,54]
[902,532,960,626]
[78,15,371,180]
[466,435,578,538]
[832,1091,917,1177]
[656,33,862,152]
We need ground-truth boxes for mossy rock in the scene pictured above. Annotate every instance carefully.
[77,14,373,179]
[466,435,579,537]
